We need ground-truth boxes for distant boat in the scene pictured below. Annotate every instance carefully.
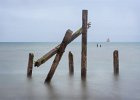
[106,38,110,42]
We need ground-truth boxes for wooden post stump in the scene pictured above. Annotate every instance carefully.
[113,50,119,74]
[69,51,74,76]
[27,53,34,78]
[81,10,88,80]
[44,29,72,83]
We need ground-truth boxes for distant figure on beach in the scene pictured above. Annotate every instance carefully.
[100,44,101,47]
[97,44,98,47]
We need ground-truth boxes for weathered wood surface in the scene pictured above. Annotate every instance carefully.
[27,53,34,78]
[113,50,119,74]
[34,22,91,67]
[81,10,88,80]
[69,51,74,76]
[44,29,72,83]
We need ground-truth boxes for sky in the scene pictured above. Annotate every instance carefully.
[0,0,140,42]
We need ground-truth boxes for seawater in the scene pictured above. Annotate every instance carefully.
[0,42,140,100]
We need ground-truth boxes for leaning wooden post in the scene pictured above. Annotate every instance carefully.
[27,53,34,78]
[34,22,91,67]
[69,51,74,76]
[44,29,72,83]
[81,10,88,80]
[113,50,119,74]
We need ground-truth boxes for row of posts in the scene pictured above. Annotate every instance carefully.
[27,10,119,82]
[27,50,119,78]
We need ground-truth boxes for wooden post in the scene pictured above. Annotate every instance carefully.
[44,29,72,83]
[113,50,119,74]
[34,22,91,67]
[69,51,74,76]
[81,10,88,80]
[27,53,34,78]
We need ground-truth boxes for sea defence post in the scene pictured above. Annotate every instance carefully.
[68,51,74,76]
[113,50,119,74]
[26,10,120,83]
[44,29,72,83]
[27,53,34,78]
[27,10,90,83]
[81,10,88,80]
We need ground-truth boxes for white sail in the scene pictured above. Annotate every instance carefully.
[107,38,110,42]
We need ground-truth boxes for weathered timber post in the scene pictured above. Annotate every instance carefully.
[113,50,119,74]
[69,51,74,76]
[27,53,34,78]
[44,29,72,83]
[81,10,88,80]
[34,22,91,67]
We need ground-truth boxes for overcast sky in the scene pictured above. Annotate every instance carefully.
[0,0,140,42]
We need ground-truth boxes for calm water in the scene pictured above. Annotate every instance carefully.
[0,42,140,100]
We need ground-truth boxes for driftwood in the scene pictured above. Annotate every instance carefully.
[68,51,74,76]
[34,22,91,67]
[81,10,88,80]
[44,29,72,83]
[27,53,34,78]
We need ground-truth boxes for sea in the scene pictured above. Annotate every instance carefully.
[0,42,140,100]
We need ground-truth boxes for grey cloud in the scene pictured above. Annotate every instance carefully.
[0,0,140,42]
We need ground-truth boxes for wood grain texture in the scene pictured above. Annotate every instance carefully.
[44,29,72,83]
[113,50,119,74]
[81,10,88,80]
[27,53,34,78]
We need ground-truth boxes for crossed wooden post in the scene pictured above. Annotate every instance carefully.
[27,10,90,83]
[44,30,73,83]
[26,10,121,83]
[34,21,91,67]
